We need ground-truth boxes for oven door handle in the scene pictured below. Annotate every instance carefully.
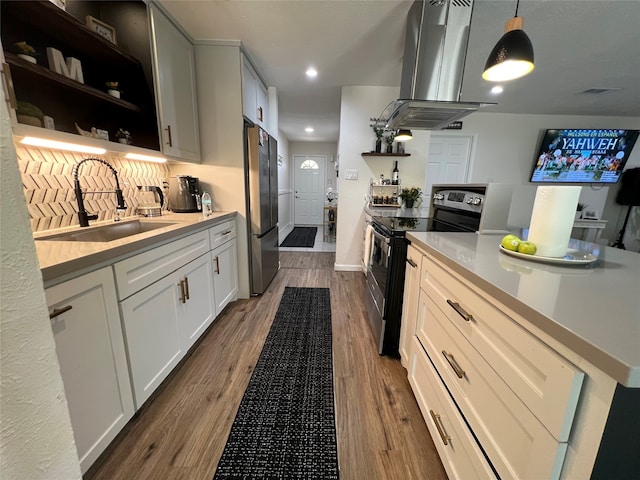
[370,225,390,245]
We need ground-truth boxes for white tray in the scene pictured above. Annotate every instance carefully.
[499,245,598,266]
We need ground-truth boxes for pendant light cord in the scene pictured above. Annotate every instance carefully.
[515,0,520,17]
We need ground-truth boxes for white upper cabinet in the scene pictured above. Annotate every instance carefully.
[149,3,201,162]
[242,53,268,129]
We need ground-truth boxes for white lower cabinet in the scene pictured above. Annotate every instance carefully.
[45,267,134,474]
[409,337,497,480]
[209,219,238,315]
[399,244,421,367]
[120,253,214,408]
[402,245,586,480]
[179,253,216,349]
[211,238,238,315]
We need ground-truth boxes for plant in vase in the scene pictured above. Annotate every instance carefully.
[12,41,37,64]
[105,81,122,99]
[399,186,422,209]
[16,101,44,127]
[371,125,384,153]
[115,128,132,145]
[384,129,396,153]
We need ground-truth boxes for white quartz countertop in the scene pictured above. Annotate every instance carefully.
[365,205,430,218]
[34,211,236,284]
[407,231,640,387]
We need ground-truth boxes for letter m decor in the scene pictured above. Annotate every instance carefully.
[46,47,84,84]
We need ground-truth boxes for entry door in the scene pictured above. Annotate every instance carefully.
[425,135,473,199]
[294,155,325,225]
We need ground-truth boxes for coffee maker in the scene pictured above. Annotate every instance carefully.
[168,176,202,212]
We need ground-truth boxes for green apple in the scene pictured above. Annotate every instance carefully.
[501,234,521,252]
[517,241,537,255]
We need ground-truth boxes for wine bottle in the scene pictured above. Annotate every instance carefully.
[392,161,399,185]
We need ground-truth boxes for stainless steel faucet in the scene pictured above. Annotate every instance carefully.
[73,158,127,227]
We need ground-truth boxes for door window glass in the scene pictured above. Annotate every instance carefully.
[300,159,319,169]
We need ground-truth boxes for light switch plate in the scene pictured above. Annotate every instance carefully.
[345,169,358,180]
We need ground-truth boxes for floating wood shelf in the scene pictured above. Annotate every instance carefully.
[6,53,142,113]
[361,152,411,157]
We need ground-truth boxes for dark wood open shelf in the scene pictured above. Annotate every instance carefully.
[1,0,160,151]
[1,1,140,67]
[362,152,411,157]
[6,53,142,113]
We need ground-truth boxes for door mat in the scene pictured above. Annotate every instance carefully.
[279,226,317,248]
[213,287,339,479]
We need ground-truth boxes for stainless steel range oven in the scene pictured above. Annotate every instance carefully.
[365,216,429,356]
[364,184,512,356]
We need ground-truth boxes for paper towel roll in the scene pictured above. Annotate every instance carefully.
[527,186,582,257]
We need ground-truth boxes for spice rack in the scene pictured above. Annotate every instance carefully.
[369,181,401,208]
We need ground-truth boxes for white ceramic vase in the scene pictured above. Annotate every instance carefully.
[108,89,120,99]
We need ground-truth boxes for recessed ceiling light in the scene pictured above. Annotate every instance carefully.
[491,86,504,94]
[305,127,314,133]
[306,67,318,78]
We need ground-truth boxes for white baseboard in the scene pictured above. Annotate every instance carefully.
[334,263,363,272]
[278,223,294,243]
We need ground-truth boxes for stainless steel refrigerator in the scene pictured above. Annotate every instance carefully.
[245,123,279,295]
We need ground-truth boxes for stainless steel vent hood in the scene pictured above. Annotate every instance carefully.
[379,0,493,130]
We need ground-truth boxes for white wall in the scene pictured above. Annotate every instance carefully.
[335,86,432,270]
[277,130,292,242]
[1,83,82,479]
[176,42,253,298]
[461,112,640,242]
[334,98,640,267]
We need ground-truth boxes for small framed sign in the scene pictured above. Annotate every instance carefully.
[85,16,117,44]
[582,209,600,220]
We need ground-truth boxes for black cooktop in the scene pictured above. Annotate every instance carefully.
[373,216,430,235]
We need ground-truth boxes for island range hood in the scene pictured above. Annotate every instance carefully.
[378,0,493,131]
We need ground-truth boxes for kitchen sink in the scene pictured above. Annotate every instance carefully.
[35,220,180,243]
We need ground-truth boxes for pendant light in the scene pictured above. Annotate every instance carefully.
[394,129,413,142]
[482,0,534,82]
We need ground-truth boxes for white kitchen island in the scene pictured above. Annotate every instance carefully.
[402,231,639,479]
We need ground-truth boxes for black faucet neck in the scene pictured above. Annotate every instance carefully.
[74,158,127,227]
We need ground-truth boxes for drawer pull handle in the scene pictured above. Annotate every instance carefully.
[215,256,220,274]
[446,299,473,322]
[221,230,232,236]
[406,257,417,268]
[429,410,450,446]
[178,280,187,304]
[49,305,72,319]
[442,350,466,378]
[183,276,190,300]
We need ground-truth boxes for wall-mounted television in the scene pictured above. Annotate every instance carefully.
[529,129,639,184]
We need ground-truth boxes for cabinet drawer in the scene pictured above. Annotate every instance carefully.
[209,219,236,250]
[409,337,497,480]
[417,293,567,479]
[114,230,210,300]
[422,256,583,441]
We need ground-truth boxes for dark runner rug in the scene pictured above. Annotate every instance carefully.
[213,287,339,479]
[279,226,317,248]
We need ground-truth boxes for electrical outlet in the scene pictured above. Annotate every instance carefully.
[345,169,358,180]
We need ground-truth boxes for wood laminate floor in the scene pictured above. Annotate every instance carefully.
[85,252,447,480]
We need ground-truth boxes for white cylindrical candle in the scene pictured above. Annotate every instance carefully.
[527,186,582,257]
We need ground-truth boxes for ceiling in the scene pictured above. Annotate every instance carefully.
[158,0,640,143]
